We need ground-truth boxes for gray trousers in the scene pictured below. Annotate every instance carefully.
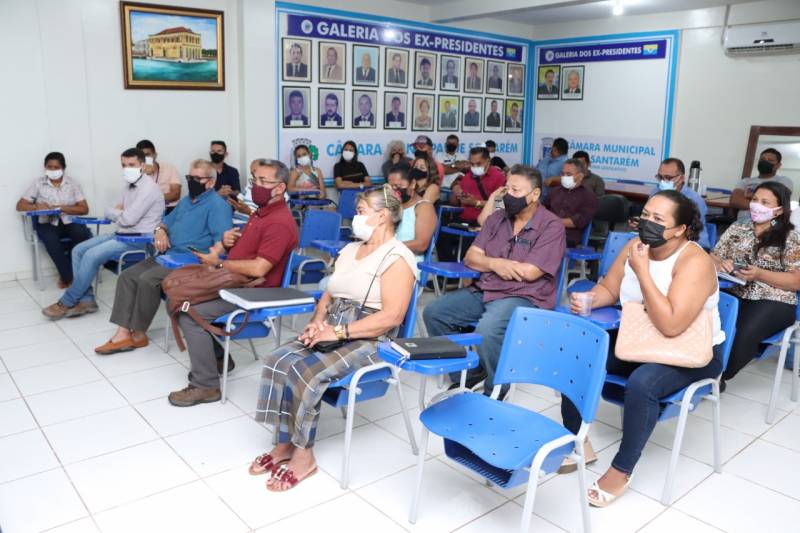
[109,257,172,332]
[178,298,237,389]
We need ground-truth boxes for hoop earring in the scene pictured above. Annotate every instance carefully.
[771,218,778,227]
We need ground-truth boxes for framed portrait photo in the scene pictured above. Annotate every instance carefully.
[484,97,504,133]
[120,1,224,90]
[318,41,346,84]
[353,45,379,87]
[318,88,345,129]
[561,65,585,100]
[439,55,461,92]
[411,93,434,132]
[507,63,525,97]
[462,96,483,132]
[437,95,460,132]
[282,86,311,128]
[486,61,505,95]
[352,89,378,128]
[414,51,436,90]
[282,38,311,82]
[385,48,409,88]
[537,65,560,100]
[463,58,484,94]
[384,92,408,129]
[504,99,523,133]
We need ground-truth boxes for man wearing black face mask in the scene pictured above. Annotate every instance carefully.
[210,140,241,197]
[732,148,793,222]
[95,159,233,355]
[424,165,566,397]
[441,134,469,185]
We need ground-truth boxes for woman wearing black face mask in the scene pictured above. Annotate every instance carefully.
[561,190,724,507]
[388,167,437,261]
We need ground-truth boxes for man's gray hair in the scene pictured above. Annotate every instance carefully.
[564,158,587,176]
[507,164,542,190]
[254,158,290,184]
[190,159,216,179]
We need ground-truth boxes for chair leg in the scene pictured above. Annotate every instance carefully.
[33,233,45,291]
[272,426,279,445]
[767,327,795,424]
[417,376,428,411]
[220,336,231,404]
[163,303,170,351]
[519,466,542,533]
[276,316,283,347]
[340,384,359,489]
[393,369,419,455]
[618,406,624,430]
[792,338,800,402]
[248,339,258,360]
[711,381,722,473]
[661,398,691,505]
[575,440,592,533]
[408,427,430,524]
[339,406,347,419]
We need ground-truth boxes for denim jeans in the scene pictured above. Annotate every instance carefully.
[423,287,535,393]
[59,234,136,307]
[561,330,724,475]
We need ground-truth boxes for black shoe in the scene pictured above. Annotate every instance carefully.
[719,379,727,394]
[217,355,235,375]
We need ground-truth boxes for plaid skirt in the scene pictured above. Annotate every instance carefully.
[254,339,381,448]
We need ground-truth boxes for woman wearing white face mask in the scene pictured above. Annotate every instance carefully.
[288,144,327,199]
[333,140,372,190]
[251,184,417,491]
[16,152,92,289]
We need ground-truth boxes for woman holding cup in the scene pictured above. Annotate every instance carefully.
[562,190,723,507]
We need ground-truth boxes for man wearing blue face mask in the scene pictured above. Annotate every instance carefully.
[651,158,710,249]
[542,158,598,247]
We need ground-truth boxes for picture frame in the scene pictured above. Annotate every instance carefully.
[536,65,560,100]
[507,63,525,97]
[411,93,435,132]
[352,45,379,87]
[318,41,346,84]
[463,58,484,94]
[282,86,311,128]
[414,51,437,90]
[282,37,312,83]
[384,48,409,88]
[504,99,523,133]
[462,96,483,132]
[484,97,504,133]
[352,89,378,128]
[318,88,345,129]
[120,1,225,90]
[486,61,505,95]
[561,65,585,100]
[384,92,408,130]
[439,54,461,92]
[437,94,460,132]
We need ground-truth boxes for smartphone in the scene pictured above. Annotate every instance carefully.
[733,260,748,272]
[187,246,207,254]
[115,232,142,237]
[228,192,239,201]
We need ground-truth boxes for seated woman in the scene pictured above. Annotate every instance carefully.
[381,140,412,179]
[387,166,437,261]
[412,154,441,205]
[16,152,91,288]
[711,181,800,385]
[563,190,723,506]
[333,141,372,190]
[251,185,417,491]
[288,144,327,199]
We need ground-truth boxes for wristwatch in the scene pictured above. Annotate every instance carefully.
[334,324,347,341]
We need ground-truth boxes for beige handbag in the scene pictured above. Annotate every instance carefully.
[615,302,713,368]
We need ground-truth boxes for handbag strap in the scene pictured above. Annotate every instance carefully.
[354,246,396,321]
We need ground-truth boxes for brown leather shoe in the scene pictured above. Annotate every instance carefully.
[42,302,70,320]
[65,300,99,318]
[95,338,137,355]
[168,385,221,407]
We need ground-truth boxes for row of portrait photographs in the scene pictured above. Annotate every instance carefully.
[283,87,524,133]
[536,65,585,101]
[282,38,526,97]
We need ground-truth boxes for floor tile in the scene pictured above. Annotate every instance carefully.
[26,381,128,426]
[0,469,87,533]
[357,458,507,533]
[454,500,565,533]
[166,415,272,477]
[0,429,59,483]
[741,354,794,383]
[313,401,371,442]
[374,406,446,457]
[761,412,800,452]
[638,508,723,533]
[0,286,33,301]
[258,492,407,533]
[0,296,41,316]
[0,372,19,402]
[42,406,158,464]
[86,345,177,378]
[93,480,247,533]
[691,390,790,436]
[224,373,262,414]
[109,363,189,404]
[725,439,800,499]
[11,358,103,396]
[134,396,244,436]
[0,323,65,350]
[675,472,800,533]
[44,517,101,533]
[0,308,52,332]
[65,440,198,513]
[206,462,346,529]
[0,338,85,372]
[725,370,797,411]
[347,391,407,422]
[55,313,117,338]
[648,413,756,466]
[0,398,38,437]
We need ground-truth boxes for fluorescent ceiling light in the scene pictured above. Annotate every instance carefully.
[612,0,624,16]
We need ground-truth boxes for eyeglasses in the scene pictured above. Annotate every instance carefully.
[655,173,681,181]
[253,179,282,187]
[185,175,209,182]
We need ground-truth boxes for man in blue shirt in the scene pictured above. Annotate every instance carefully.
[211,140,241,196]
[95,159,233,355]
[538,137,569,188]
[651,157,710,249]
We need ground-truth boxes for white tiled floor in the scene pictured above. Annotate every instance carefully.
[1,276,799,532]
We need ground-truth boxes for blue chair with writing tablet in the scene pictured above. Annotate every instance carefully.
[289,210,341,288]
[565,231,636,296]
[757,292,800,424]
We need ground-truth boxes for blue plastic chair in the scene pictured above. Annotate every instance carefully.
[616,179,647,185]
[336,189,359,221]
[566,231,637,295]
[558,222,595,296]
[706,222,718,250]
[417,206,480,295]
[705,186,732,195]
[409,308,610,533]
[602,292,738,504]
[291,210,342,288]
[757,293,800,424]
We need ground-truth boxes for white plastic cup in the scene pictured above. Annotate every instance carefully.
[574,292,594,317]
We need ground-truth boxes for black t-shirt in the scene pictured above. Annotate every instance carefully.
[490,155,507,170]
[334,160,369,183]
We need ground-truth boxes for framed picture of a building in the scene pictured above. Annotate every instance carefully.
[120,2,225,90]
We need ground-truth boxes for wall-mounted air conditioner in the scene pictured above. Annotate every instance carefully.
[724,21,800,56]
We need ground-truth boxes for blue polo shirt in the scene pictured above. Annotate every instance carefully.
[536,154,567,180]
[650,185,710,249]
[162,189,233,254]
[214,163,241,192]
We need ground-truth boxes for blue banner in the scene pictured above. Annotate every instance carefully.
[538,40,667,64]
[287,14,523,61]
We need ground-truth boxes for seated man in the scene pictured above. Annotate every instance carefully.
[94,159,233,355]
[136,139,181,214]
[731,147,793,222]
[42,148,164,320]
[210,140,241,198]
[651,157,710,249]
[543,158,598,247]
[569,150,605,197]
[538,137,569,189]
[424,165,566,395]
[168,159,299,407]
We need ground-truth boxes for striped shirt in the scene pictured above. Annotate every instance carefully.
[22,175,86,225]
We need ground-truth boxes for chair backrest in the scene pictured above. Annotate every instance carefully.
[706,222,718,249]
[280,250,298,288]
[494,308,610,423]
[717,292,739,372]
[579,221,593,248]
[598,231,637,278]
[423,206,442,263]
[298,210,342,248]
[337,189,359,221]
[594,194,631,225]
[398,283,422,338]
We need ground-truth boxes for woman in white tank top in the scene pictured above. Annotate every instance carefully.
[561,190,724,507]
